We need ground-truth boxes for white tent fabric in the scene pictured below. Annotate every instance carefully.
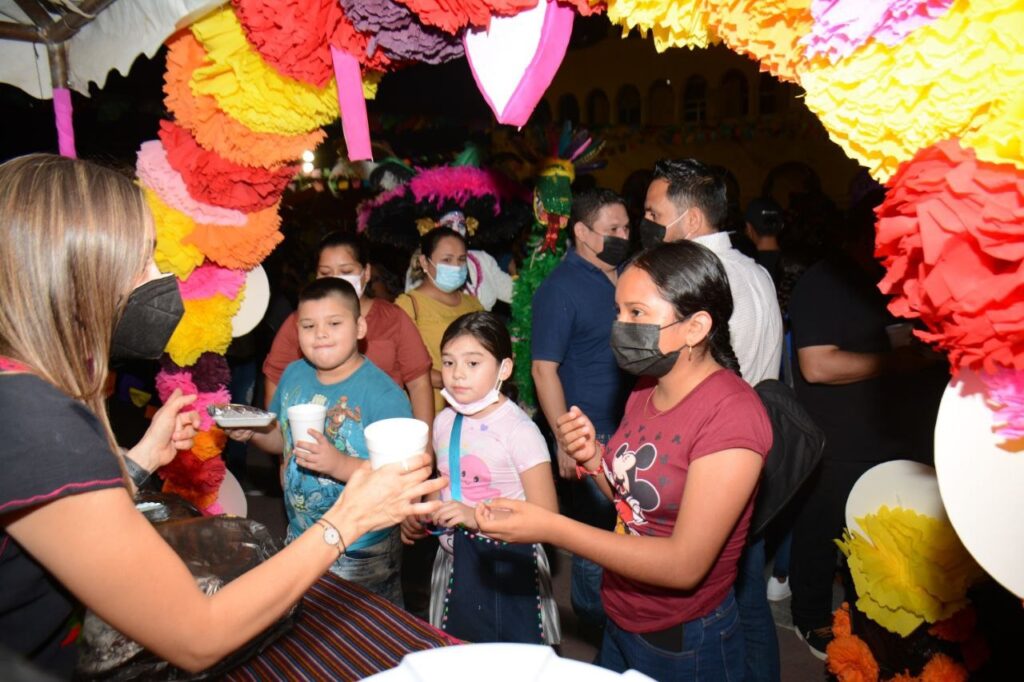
[0,0,222,99]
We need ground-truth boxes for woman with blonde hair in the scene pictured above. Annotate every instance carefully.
[0,154,444,677]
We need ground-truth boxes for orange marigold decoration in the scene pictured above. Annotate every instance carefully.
[919,653,968,682]
[826,633,880,682]
[192,428,228,462]
[833,601,853,638]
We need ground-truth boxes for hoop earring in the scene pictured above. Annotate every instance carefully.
[687,345,693,361]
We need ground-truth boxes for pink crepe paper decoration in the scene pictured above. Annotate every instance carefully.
[156,369,199,401]
[804,0,956,61]
[331,45,373,162]
[137,141,248,226]
[178,262,247,301]
[983,369,1024,441]
[464,0,574,128]
[53,88,77,158]
[204,502,226,515]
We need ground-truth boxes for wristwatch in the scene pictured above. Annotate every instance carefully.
[315,519,345,558]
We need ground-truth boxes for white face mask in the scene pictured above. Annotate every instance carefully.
[440,360,509,415]
[334,273,365,298]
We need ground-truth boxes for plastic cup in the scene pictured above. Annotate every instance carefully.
[886,322,914,349]
[363,417,429,470]
[287,403,327,453]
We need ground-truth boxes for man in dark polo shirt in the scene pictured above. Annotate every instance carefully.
[531,187,632,633]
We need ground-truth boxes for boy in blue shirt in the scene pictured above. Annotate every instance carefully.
[226,278,413,605]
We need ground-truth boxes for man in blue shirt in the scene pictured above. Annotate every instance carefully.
[531,188,632,632]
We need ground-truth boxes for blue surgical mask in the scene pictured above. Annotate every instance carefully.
[430,261,468,293]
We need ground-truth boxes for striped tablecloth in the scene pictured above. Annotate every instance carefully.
[227,573,458,680]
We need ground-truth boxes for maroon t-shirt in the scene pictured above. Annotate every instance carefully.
[600,369,772,632]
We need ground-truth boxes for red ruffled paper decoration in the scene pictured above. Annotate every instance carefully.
[159,120,297,213]
[392,0,537,34]
[233,0,341,87]
[876,139,1024,373]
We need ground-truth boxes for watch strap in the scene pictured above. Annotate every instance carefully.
[315,519,346,558]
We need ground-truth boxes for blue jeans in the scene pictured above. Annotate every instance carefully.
[330,527,404,607]
[597,590,744,682]
[735,537,780,682]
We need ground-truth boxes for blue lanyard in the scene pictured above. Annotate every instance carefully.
[448,413,464,502]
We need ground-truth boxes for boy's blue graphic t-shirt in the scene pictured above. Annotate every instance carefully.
[270,357,412,551]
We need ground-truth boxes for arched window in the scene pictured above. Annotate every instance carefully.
[558,93,580,125]
[758,72,780,116]
[719,70,749,118]
[586,89,610,126]
[616,85,642,125]
[681,76,707,123]
[647,79,674,126]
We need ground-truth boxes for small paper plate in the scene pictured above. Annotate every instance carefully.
[934,369,1024,598]
[213,412,276,429]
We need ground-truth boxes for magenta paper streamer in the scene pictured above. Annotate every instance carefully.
[53,87,77,158]
[330,45,373,162]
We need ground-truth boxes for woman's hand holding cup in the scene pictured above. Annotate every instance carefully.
[324,453,445,541]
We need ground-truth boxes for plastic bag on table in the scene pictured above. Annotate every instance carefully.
[75,516,299,680]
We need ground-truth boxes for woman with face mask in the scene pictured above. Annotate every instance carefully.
[0,155,443,677]
[475,241,773,681]
[395,227,484,412]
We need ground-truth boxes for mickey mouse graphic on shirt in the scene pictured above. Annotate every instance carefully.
[608,442,661,528]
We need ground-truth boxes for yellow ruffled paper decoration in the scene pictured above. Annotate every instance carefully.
[713,0,813,85]
[165,291,244,366]
[189,7,338,136]
[605,0,715,51]
[837,506,985,637]
[800,0,1024,181]
[143,187,205,280]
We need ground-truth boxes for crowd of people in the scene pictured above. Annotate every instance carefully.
[0,151,949,681]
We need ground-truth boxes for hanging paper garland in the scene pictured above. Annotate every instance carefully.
[158,120,297,213]
[712,0,813,85]
[875,140,1024,374]
[164,32,327,169]
[604,0,715,51]
[340,0,465,64]
[799,0,1024,181]
[184,206,284,271]
[165,292,246,367]
[232,0,343,86]
[190,6,339,135]
[137,140,248,226]
[392,0,537,35]
[143,187,206,280]
[804,0,957,62]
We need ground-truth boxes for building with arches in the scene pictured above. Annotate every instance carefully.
[539,30,862,209]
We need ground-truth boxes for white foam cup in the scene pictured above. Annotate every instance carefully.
[364,418,429,470]
[287,403,327,453]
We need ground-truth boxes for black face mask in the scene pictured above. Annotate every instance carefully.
[585,226,631,267]
[609,320,687,377]
[638,218,666,249]
[111,275,185,362]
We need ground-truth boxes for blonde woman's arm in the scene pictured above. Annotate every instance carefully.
[5,456,444,673]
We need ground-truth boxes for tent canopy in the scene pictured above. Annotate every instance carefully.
[0,0,219,99]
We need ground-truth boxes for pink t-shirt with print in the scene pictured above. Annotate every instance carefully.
[600,369,772,633]
[433,399,551,506]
